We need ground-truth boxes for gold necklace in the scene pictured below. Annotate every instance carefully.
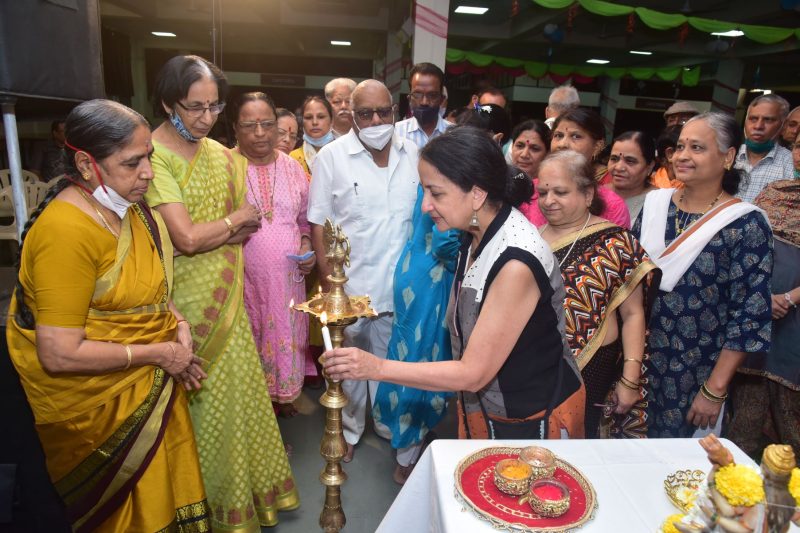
[675,190,723,235]
[245,154,279,223]
[76,187,120,238]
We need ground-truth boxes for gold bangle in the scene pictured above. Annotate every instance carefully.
[123,344,133,370]
[617,377,639,391]
[166,342,177,366]
[223,216,234,235]
[176,318,191,329]
[623,358,643,365]
[701,382,727,402]
[699,386,725,404]
[619,375,640,387]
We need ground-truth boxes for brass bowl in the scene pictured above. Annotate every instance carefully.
[519,446,557,481]
[528,478,571,517]
[493,458,532,495]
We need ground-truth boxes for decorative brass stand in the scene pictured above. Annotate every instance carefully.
[293,219,376,532]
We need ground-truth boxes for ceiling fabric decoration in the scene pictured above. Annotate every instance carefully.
[445,48,701,86]
[530,0,799,44]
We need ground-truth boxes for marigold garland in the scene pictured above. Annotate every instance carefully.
[661,513,685,533]
[789,468,800,507]
[714,464,765,507]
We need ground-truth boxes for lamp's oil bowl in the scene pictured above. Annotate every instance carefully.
[293,295,377,323]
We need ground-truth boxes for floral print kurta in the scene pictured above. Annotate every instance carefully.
[633,202,773,438]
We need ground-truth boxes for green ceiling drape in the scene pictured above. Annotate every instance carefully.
[445,48,701,86]
[529,0,799,45]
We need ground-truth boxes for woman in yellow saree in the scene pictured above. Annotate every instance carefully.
[6,100,211,532]
[146,55,298,531]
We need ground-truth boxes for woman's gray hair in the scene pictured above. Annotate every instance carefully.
[684,112,740,154]
[683,112,743,195]
[538,149,604,215]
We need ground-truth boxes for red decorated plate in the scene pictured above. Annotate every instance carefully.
[454,447,597,532]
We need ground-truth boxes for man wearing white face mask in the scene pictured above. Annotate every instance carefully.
[308,79,419,462]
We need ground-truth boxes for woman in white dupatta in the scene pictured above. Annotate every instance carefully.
[633,112,773,438]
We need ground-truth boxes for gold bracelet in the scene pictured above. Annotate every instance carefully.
[699,386,725,404]
[166,342,177,366]
[701,382,728,402]
[623,358,643,365]
[176,318,191,329]
[223,216,234,235]
[123,344,133,370]
[617,377,640,391]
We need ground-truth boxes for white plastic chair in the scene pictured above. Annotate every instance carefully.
[0,169,39,189]
[0,188,18,241]
[25,183,48,214]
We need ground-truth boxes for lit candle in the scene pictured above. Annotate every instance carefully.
[320,311,333,352]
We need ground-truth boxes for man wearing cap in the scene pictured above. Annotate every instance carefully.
[663,101,699,127]
[735,93,794,203]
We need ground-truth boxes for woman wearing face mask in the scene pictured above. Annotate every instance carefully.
[6,99,211,531]
[146,55,298,531]
[607,131,657,221]
[550,108,631,229]
[233,92,317,418]
[290,96,335,175]
[537,150,658,438]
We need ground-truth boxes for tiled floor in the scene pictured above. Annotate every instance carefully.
[270,388,458,532]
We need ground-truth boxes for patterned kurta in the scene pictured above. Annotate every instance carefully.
[632,203,773,438]
[553,222,657,438]
[147,138,298,531]
[242,151,314,404]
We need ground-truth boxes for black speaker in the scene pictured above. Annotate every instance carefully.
[0,0,104,101]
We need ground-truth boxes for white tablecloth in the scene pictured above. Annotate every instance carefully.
[378,438,787,533]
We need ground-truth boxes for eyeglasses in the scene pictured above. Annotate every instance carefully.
[238,120,277,132]
[353,107,394,121]
[409,91,442,103]
[176,101,226,117]
[277,128,298,141]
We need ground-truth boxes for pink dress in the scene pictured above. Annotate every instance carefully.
[519,178,631,229]
[243,151,315,404]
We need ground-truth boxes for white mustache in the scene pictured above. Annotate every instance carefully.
[338,110,351,116]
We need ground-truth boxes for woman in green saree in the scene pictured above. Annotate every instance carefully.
[145,54,299,531]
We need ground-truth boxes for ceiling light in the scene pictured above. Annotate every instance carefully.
[151,31,176,37]
[330,40,351,46]
[586,59,610,64]
[711,30,744,37]
[455,6,489,15]
[629,50,652,55]
[750,88,772,94]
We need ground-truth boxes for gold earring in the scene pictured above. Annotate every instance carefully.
[469,210,479,229]
[724,162,732,171]
[81,171,91,181]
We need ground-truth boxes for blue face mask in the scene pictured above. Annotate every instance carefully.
[303,130,334,148]
[744,137,776,154]
[794,168,800,180]
[170,112,200,143]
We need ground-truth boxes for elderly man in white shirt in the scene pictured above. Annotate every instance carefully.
[308,79,419,462]
[394,62,451,149]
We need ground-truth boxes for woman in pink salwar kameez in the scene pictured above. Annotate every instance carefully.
[233,92,317,416]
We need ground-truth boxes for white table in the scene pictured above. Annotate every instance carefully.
[378,438,778,532]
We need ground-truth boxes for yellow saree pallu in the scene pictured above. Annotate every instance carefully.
[7,202,210,532]
[148,139,298,532]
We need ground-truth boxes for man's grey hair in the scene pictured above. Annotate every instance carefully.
[548,84,580,114]
[748,93,790,119]
[324,78,357,100]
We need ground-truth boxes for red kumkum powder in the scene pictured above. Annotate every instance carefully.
[532,483,565,501]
